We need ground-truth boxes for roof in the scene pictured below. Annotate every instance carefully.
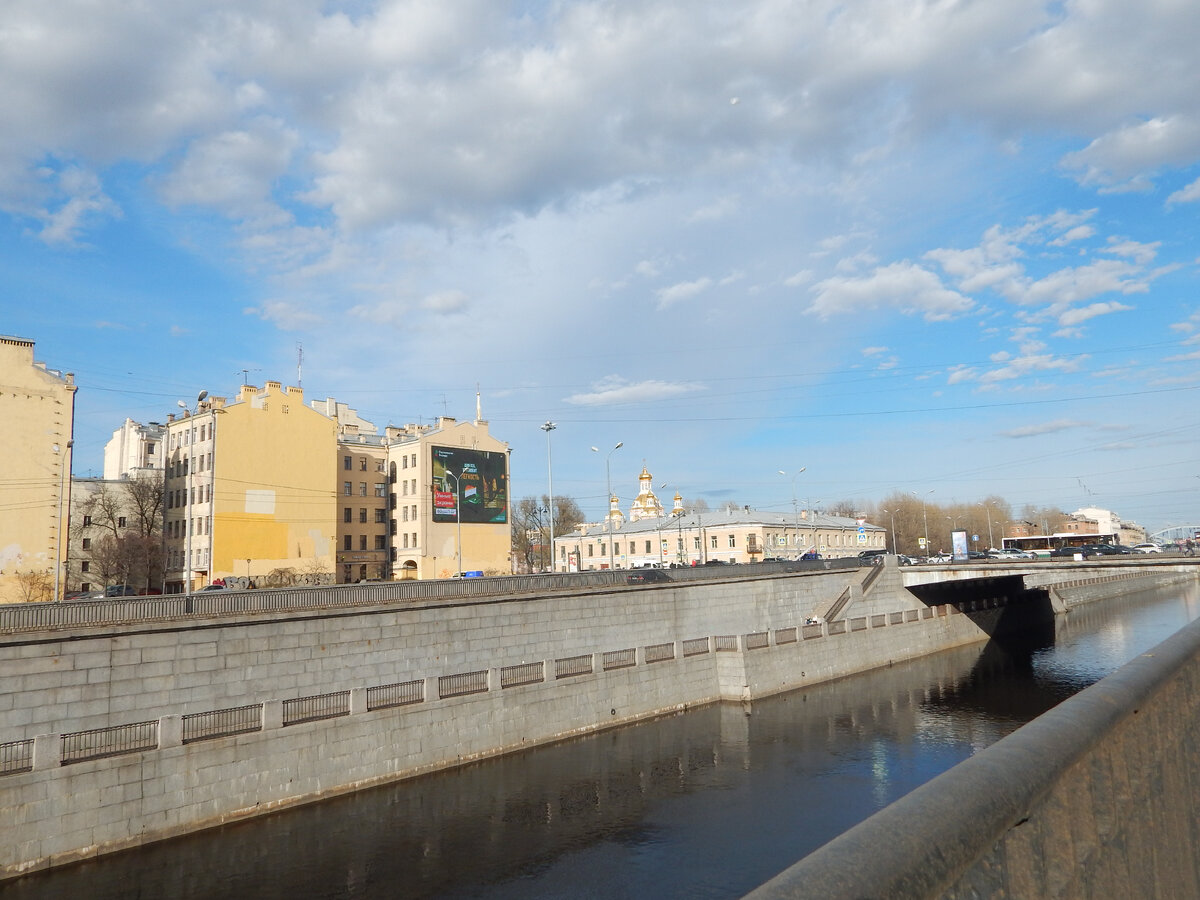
[561,509,883,539]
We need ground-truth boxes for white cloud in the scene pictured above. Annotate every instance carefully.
[1061,116,1200,191]
[1057,301,1133,327]
[784,270,813,288]
[1167,176,1200,206]
[688,195,740,223]
[861,346,889,357]
[999,419,1089,438]
[656,277,713,309]
[421,290,470,314]
[243,300,324,330]
[565,376,704,406]
[809,262,972,322]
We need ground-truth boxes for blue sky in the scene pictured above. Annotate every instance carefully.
[3,0,1199,533]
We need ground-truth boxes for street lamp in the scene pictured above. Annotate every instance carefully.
[881,508,897,554]
[444,468,463,575]
[591,441,623,570]
[541,421,556,572]
[986,506,996,551]
[177,390,208,596]
[911,489,934,556]
[779,467,806,558]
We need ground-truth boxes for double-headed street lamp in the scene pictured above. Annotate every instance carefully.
[778,467,806,558]
[591,441,623,570]
[444,467,463,575]
[541,421,556,572]
[881,508,897,554]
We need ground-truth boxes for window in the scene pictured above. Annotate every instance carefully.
[375,483,387,498]
[403,533,409,548]
[411,454,416,467]
[375,535,386,550]
[402,507,408,522]
[359,508,367,523]
[402,455,408,469]
[402,481,408,496]
[587,545,594,557]
[344,482,352,496]
[344,508,352,523]
[710,536,717,549]
[344,456,352,470]
[359,564,367,581]
[360,458,367,471]
[410,478,416,494]
[359,482,367,497]
[390,520,397,536]
[375,509,386,524]
[411,505,416,519]
[83,515,91,527]
[81,561,89,572]
[343,535,352,551]
[118,516,127,528]
[411,532,417,547]
[645,540,651,553]
[82,538,91,550]
[693,537,701,550]
[359,535,367,551]
[728,534,736,548]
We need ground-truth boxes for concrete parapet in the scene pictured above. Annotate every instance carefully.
[743,610,1200,900]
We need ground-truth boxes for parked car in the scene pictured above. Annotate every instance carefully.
[1133,543,1163,553]
[104,584,139,597]
[1049,546,1083,558]
[198,583,228,591]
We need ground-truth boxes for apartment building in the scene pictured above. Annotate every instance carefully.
[162,381,337,591]
[0,335,76,603]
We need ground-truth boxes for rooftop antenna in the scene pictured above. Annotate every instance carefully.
[475,384,481,423]
[237,368,261,386]
[296,342,303,389]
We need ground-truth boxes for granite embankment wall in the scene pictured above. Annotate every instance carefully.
[0,563,1188,878]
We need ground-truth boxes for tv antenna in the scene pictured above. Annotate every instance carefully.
[237,368,262,386]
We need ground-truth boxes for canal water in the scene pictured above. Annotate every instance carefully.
[5,580,1198,900]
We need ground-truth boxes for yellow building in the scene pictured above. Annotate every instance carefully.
[386,415,511,579]
[0,336,76,603]
[163,381,337,591]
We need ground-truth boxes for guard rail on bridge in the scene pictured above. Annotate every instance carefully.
[0,558,866,635]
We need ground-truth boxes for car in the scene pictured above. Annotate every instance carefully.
[967,550,988,560]
[104,585,139,597]
[198,584,228,591]
[800,550,821,561]
[1133,543,1162,554]
[703,558,729,565]
[858,549,888,561]
[1049,546,1084,558]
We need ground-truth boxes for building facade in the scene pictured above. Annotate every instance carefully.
[554,473,885,571]
[66,474,164,596]
[163,382,338,591]
[0,336,76,603]
[103,418,165,480]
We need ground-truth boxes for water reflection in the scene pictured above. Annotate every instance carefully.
[4,581,1197,900]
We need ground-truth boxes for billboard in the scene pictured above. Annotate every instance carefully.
[951,530,969,562]
[431,445,508,524]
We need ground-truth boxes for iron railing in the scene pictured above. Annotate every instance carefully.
[500,663,544,688]
[714,635,739,652]
[681,637,710,656]
[439,670,488,699]
[555,654,593,679]
[745,632,769,650]
[367,679,425,709]
[182,704,262,743]
[61,721,157,764]
[283,691,350,726]
[0,739,33,775]
[645,642,675,663]
[602,648,636,670]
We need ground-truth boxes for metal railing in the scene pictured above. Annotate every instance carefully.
[745,631,769,650]
[500,663,544,688]
[439,670,488,699]
[182,704,262,743]
[283,691,350,726]
[368,679,425,709]
[714,635,738,652]
[682,637,710,656]
[0,739,33,775]
[555,654,594,679]
[775,627,797,645]
[62,721,158,764]
[603,648,636,670]
[644,642,675,663]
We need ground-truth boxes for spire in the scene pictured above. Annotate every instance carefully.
[475,385,481,423]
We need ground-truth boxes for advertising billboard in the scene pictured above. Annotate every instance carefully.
[431,445,508,524]
[951,530,969,562]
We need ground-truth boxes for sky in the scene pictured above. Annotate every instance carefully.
[2,0,1199,535]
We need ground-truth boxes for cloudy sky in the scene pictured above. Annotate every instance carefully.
[3,0,1199,533]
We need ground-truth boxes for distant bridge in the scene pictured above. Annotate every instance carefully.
[1149,525,1200,543]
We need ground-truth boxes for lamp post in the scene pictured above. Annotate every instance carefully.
[444,468,463,575]
[986,506,996,551]
[911,489,934,556]
[541,421,556,572]
[591,441,623,570]
[881,508,897,554]
[177,390,208,595]
[778,468,806,558]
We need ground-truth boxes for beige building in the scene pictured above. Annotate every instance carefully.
[67,474,164,597]
[163,382,338,592]
[385,415,511,579]
[555,472,885,571]
[103,418,165,480]
[0,336,77,603]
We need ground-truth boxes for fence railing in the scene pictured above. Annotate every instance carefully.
[439,670,488,699]
[367,679,425,710]
[0,739,33,775]
[61,721,158,764]
[182,704,262,743]
[283,691,350,726]
[3,590,1021,778]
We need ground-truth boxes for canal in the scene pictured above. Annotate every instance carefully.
[4,580,1198,899]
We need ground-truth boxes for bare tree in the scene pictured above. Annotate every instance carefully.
[15,570,52,603]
